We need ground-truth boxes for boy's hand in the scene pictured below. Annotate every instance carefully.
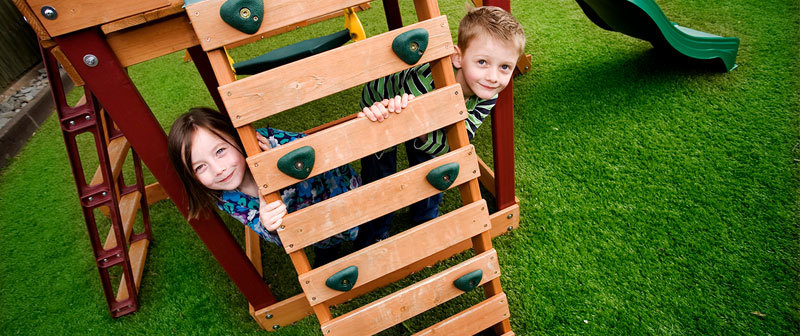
[260,199,287,232]
[358,94,414,122]
[256,133,271,151]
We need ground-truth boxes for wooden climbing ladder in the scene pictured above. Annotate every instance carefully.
[186,0,513,334]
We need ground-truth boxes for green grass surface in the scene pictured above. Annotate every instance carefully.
[2,0,799,334]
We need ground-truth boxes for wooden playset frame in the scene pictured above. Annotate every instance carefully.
[14,0,525,333]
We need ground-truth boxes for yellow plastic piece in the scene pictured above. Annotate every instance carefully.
[344,7,366,42]
[224,47,237,75]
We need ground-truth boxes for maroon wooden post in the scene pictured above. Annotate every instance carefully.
[53,28,277,311]
[382,0,404,30]
[484,0,517,210]
[187,45,228,114]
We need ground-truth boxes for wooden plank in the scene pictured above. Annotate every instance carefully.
[248,84,466,195]
[104,191,141,250]
[185,0,365,51]
[299,200,490,305]
[115,238,149,301]
[477,156,496,196]
[225,3,371,50]
[278,145,480,253]
[252,293,314,331]
[27,0,170,37]
[320,250,501,336]
[100,0,184,34]
[90,136,130,187]
[12,0,51,41]
[415,3,512,333]
[107,15,200,67]
[414,293,510,336]
[514,54,532,77]
[220,16,455,126]
[489,203,520,237]
[145,182,168,205]
[50,46,84,86]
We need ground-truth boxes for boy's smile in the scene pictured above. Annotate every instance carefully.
[452,35,519,100]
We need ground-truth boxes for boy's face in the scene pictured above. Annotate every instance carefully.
[452,35,520,100]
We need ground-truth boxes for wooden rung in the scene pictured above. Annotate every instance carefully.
[489,203,520,237]
[186,0,366,51]
[320,250,501,336]
[100,0,184,34]
[145,182,168,205]
[220,16,454,127]
[27,0,170,37]
[298,200,490,304]
[248,84,466,195]
[414,293,510,336]
[278,145,479,253]
[104,191,141,250]
[90,136,131,187]
[115,238,150,301]
[252,294,314,331]
[107,15,200,68]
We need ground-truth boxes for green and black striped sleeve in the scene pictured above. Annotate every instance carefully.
[411,94,497,156]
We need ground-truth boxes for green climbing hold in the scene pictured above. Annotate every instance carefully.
[426,162,459,191]
[277,146,315,180]
[325,266,358,292]
[219,0,264,34]
[453,269,483,292]
[392,28,428,65]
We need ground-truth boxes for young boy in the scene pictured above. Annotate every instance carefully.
[355,6,526,248]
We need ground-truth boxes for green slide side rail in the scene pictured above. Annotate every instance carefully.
[575,0,740,72]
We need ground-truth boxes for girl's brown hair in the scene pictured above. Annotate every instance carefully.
[167,107,245,219]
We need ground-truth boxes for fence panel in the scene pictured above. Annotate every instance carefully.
[0,0,41,89]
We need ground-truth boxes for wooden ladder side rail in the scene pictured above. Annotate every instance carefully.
[204,48,306,329]
[54,29,278,312]
[414,0,513,333]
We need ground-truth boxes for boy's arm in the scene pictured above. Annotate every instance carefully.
[413,96,497,156]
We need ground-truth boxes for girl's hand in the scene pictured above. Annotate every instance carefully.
[260,199,287,232]
[256,133,271,151]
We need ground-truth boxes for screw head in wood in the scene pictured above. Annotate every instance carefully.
[83,54,99,67]
[265,313,273,319]
[507,213,514,219]
[41,6,57,20]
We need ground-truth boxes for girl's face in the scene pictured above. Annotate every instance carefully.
[189,127,247,191]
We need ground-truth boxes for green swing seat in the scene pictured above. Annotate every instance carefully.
[576,0,740,71]
[233,29,352,75]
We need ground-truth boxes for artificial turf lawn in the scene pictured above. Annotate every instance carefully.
[1,0,798,334]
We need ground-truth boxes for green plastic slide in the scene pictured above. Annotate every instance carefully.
[575,0,740,71]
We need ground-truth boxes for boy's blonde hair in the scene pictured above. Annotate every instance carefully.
[458,5,526,56]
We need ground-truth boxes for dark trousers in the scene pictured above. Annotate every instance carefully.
[354,139,443,249]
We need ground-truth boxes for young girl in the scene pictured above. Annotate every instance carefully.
[167,107,361,266]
